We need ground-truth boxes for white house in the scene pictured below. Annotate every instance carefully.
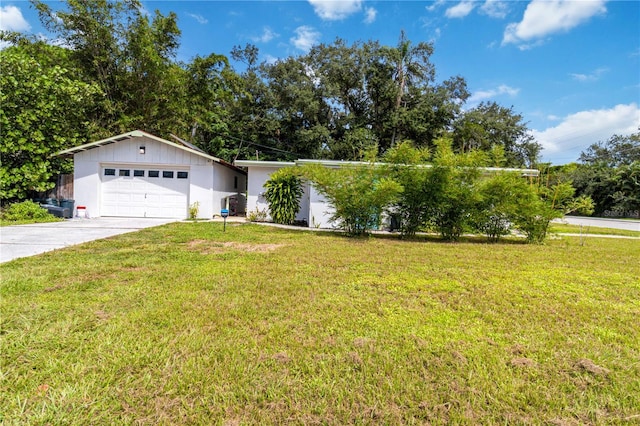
[235,159,540,229]
[57,130,246,219]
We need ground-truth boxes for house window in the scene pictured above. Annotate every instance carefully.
[234,176,238,189]
[148,170,159,178]
[104,168,116,176]
[162,171,174,178]
[134,170,145,177]
[177,171,188,179]
[119,169,130,177]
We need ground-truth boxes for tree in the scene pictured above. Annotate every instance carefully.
[32,0,188,138]
[300,163,402,236]
[452,102,540,168]
[579,132,640,167]
[0,47,100,202]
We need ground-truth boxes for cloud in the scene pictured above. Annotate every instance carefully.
[445,1,476,19]
[532,103,640,160]
[363,7,377,24]
[570,67,608,82]
[0,5,31,32]
[480,0,509,19]
[251,27,278,43]
[468,84,520,104]
[186,13,208,24]
[308,0,362,21]
[426,0,446,13]
[503,0,607,48]
[291,26,321,52]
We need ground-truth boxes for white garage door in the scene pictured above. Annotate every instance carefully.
[101,166,189,218]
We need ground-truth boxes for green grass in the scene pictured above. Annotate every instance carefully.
[550,223,640,238]
[2,223,639,424]
[0,216,63,227]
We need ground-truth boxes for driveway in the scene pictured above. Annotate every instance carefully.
[0,218,178,263]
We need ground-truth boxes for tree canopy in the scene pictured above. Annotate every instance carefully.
[1,0,556,203]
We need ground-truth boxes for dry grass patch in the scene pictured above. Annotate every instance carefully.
[187,239,285,254]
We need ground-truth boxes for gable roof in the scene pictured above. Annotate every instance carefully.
[57,130,246,174]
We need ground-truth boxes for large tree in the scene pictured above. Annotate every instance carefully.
[0,46,100,202]
[452,102,541,168]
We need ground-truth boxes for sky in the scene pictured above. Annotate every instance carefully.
[1,0,639,165]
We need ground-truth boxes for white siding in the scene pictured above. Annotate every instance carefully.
[72,136,245,219]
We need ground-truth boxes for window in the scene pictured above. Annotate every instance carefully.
[148,170,159,178]
[134,170,145,177]
[177,171,188,179]
[162,171,174,178]
[104,168,116,176]
[234,176,238,189]
[119,169,130,177]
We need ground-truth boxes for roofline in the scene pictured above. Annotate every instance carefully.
[234,160,296,168]
[56,130,246,175]
[235,158,539,177]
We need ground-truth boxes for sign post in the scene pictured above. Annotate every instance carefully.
[220,209,229,232]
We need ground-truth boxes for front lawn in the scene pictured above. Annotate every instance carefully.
[1,223,639,424]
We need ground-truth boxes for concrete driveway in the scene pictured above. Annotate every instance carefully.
[0,218,178,263]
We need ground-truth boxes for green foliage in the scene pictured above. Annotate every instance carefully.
[263,168,304,225]
[188,202,200,220]
[0,47,100,202]
[1,200,58,223]
[301,163,402,236]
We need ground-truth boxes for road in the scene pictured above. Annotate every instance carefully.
[555,216,640,232]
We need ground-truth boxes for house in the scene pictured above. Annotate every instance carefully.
[234,159,540,229]
[57,130,246,219]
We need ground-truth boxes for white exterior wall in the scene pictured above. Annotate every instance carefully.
[212,164,247,216]
[308,184,337,229]
[72,136,245,219]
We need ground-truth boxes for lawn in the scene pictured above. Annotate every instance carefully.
[1,223,639,424]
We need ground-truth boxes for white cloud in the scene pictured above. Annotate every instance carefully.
[251,27,278,43]
[532,103,640,159]
[291,26,321,52]
[503,0,606,48]
[480,0,509,19]
[0,5,31,32]
[445,1,476,19]
[363,7,377,24]
[468,84,520,104]
[308,0,362,21]
[426,0,446,13]
[186,13,208,24]
[570,67,608,82]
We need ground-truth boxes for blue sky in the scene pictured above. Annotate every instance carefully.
[2,0,639,164]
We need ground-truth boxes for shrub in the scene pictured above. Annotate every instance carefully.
[301,163,402,236]
[1,200,58,223]
[263,168,304,225]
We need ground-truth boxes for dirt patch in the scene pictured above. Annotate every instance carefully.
[187,240,285,254]
[272,352,291,363]
[575,358,610,376]
[43,284,64,293]
[510,357,537,368]
[95,310,111,321]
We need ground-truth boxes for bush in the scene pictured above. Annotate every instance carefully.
[1,200,58,223]
[301,163,402,236]
[263,168,304,225]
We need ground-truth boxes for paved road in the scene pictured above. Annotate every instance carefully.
[554,216,640,232]
[0,218,177,263]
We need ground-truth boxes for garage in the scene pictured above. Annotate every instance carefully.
[101,166,189,218]
[57,130,247,219]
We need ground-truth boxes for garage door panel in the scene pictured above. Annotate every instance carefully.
[101,166,189,218]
